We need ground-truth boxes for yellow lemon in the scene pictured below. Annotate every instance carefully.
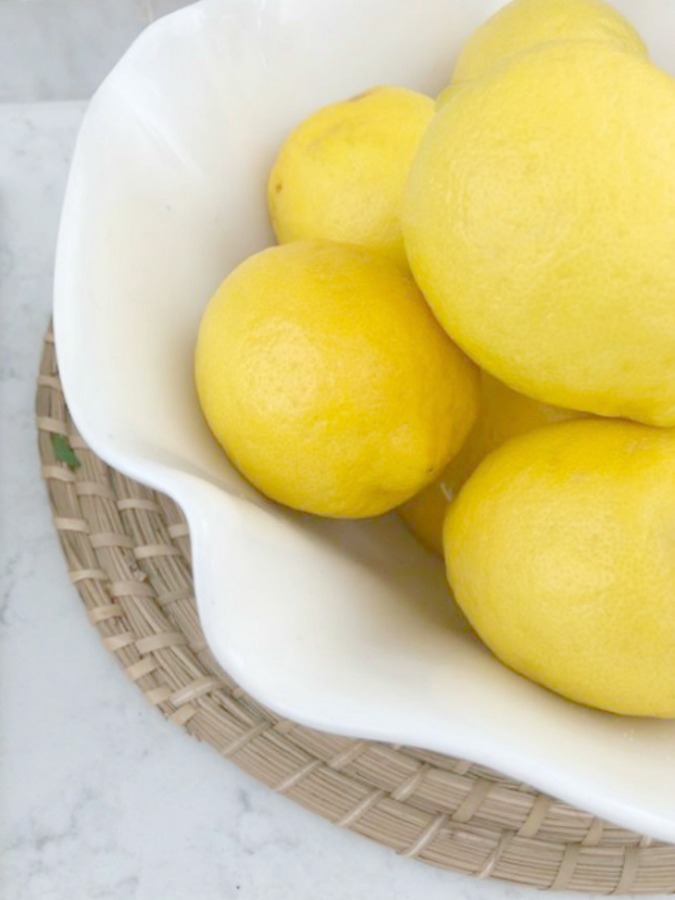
[451,0,646,84]
[400,373,577,555]
[404,42,675,426]
[268,87,434,267]
[445,418,675,717]
[195,241,478,518]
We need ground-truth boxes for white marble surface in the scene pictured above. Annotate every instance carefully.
[0,6,668,900]
[0,1,149,102]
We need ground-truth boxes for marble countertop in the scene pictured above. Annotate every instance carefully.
[0,4,666,899]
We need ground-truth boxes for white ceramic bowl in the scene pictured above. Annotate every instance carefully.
[55,0,675,841]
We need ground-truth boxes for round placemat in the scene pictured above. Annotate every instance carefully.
[36,330,675,895]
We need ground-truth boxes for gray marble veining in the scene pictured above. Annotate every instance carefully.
[150,0,192,20]
[0,0,150,102]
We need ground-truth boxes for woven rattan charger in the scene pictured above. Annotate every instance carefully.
[36,330,675,894]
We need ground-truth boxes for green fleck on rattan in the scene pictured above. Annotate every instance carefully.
[51,432,81,471]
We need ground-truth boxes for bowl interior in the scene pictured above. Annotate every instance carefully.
[55,0,675,840]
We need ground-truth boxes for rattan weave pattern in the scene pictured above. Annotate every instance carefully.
[36,332,675,894]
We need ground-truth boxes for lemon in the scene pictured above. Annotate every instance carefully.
[452,0,646,84]
[400,374,577,555]
[445,418,675,717]
[195,241,478,518]
[404,42,675,427]
[268,87,434,267]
